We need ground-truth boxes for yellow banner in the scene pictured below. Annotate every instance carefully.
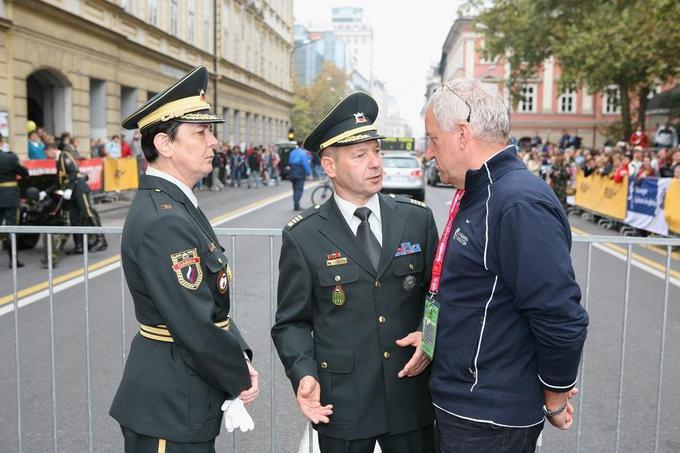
[665,179,680,234]
[574,171,628,221]
[103,158,139,192]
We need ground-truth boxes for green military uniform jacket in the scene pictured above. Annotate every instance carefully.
[0,150,28,208]
[272,194,439,440]
[110,175,251,443]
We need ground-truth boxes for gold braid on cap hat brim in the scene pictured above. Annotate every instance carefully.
[319,125,378,151]
[137,95,211,130]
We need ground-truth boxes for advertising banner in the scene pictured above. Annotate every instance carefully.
[574,171,628,221]
[21,158,104,191]
[103,157,139,192]
[664,179,680,235]
[625,177,671,236]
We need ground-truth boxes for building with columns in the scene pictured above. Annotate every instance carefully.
[438,17,625,148]
[0,0,294,157]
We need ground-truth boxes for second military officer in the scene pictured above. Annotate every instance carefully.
[110,66,259,452]
[272,92,439,453]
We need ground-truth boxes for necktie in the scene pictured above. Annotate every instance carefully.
[354,207,381,271]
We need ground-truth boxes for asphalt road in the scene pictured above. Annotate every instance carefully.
[1,179,679,453]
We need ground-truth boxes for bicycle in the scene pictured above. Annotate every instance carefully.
[311,177,334,206]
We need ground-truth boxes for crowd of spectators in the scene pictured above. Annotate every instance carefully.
[196,144,282,192]
[516,124,680,208]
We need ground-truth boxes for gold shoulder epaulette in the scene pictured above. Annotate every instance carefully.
[285,205,320,229]
[391,194,428,209]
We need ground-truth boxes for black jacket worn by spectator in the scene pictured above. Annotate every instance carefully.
[0,150,29,208]
[430,146,588,428]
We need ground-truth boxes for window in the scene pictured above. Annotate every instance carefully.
[559,88,576,113]
[148,0,158,25]
[203,0,212,51]
[603,86,620,114]
[519,85,536,113]
[170,0,178,36]
[222,4,229,59]
[187,0,196,44]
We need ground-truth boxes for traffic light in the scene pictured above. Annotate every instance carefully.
[288,128,295,141]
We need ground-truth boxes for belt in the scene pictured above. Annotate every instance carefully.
[139,318,231,343]
[0,181,18,187]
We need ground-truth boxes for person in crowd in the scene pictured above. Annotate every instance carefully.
[609,153,623,179]
[42,142,107,254]
[582,156,597,177]
[558,129,571,151]
[654,121,678,149]
[270,146,281,185]
[629,125,650,149]
[613,153,632,183]
[423,78,587,452]
[596,154,613,177]
[112,66,259,452]
[0,132,29,268]
[272,92,439,453]
[671,149,680,173]
[674,164,680,179]
[287,140,311,210]
[635,156,656,182]
[121,136,132,158]
[550,151,571,209]
[628,147,643,178]
[105,134,122,158]
[526,151,541,176]
[530,131,542,147]
[247,146,261,188]
[218,144,229,186]
[28,130,46,159]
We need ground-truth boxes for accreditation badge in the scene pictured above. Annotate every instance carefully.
[421,292,440,360]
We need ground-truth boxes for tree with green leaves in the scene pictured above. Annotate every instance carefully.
[463,0,680,140]
[291,62,348,141]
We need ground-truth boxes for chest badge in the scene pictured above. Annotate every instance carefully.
[217,269,228,294]
[402,275,417,291]
[331,274,346,306]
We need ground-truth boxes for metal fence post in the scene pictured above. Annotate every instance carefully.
[11,233,23,453]
[269,235,277,453]
[83,236,93,453]
[614,244,633,453]
[47,235,58,453]
[575,243,592,453]
[653,247,672,453]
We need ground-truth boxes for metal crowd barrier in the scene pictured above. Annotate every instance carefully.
[1,226,679,453]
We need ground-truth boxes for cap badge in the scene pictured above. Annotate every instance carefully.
[353,112,367,124]
[199,89,206,102]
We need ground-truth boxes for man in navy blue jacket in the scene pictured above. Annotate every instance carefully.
[422,79,588,452]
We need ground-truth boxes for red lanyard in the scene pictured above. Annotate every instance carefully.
[429,189,465,293]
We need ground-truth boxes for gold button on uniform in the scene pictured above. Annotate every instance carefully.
[378,316,386,324]
[383,351,390,359]
[321,361,328,369]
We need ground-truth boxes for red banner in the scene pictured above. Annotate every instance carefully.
[21,158,104,191]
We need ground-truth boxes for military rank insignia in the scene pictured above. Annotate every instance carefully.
[170,248,203,290]
[217,269,228,294]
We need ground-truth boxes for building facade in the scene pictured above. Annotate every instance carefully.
[331,6,372,87]
[0,0,294,157]
[293,23,347,87]
[438,17,625,148]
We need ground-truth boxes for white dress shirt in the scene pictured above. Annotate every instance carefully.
[145,166,199,208]
[333,193,383,246]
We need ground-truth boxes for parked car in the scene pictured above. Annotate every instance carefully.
[380,152,425,201]
[275,140,297,180]
[425,159,451,187]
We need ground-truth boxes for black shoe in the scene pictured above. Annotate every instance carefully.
[9,261,24,268]
[93,242,108,252]
[66,248,83,255]
[294,205,303,211]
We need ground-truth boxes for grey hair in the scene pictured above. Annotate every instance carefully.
[422,78,509,144]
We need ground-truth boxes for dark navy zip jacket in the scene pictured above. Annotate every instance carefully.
[430,146,588,427]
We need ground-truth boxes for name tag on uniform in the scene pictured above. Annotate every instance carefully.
[421,294,440,360]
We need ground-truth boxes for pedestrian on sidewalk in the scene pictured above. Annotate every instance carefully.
[287,141,310,210]
[0,132,29,268]
[112,66,259,452]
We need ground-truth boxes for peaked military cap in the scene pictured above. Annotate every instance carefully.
[303,92,384,154]
[122,66,223,131]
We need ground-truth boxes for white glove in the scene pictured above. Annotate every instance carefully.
[221,398,255,433]
[39,191,47,201]
[63,189,73,200]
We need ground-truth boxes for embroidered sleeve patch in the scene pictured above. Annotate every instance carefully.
[170,248,203,290]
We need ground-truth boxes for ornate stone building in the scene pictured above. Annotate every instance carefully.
[0,0,294,157]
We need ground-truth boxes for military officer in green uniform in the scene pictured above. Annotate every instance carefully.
[110,66,259,452]
[0,132,29,268]
[272,92,439,453]
[43,141,107,254]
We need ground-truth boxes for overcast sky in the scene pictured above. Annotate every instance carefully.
[293,0,464,137]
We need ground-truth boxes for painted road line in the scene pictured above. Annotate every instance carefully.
[0,183,321,317]
[0,254,121,307]
[571,227,680,287]
[639,243,680,261]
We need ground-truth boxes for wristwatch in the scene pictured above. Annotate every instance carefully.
[543,401,568,417]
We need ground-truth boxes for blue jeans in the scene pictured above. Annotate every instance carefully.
[291,178,305,208]
[435,407,543,453]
